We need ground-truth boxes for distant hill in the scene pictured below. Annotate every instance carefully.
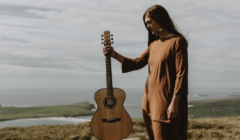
[188,98,240,117]
[0,101,95,121]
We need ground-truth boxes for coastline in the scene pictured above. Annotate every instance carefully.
[1,97,240,125]
[188,97,240,118]
[0,105,194,122]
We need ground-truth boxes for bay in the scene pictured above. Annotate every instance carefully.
[0,87,240,129]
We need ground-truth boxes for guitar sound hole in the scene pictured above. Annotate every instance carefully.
[104,97,116,108]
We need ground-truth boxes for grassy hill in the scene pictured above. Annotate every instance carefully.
[0,117,240,140]
[188,98,240,117]
[0,101,95,121]
[1,98,240,139]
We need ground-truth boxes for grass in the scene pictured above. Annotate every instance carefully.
[0,117,240,140]
[0,101,95,121]
[187,117,240,140]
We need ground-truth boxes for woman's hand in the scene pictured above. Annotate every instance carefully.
[167,102,179,120]
[102,45,116,58]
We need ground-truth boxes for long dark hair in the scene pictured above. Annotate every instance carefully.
[143,5,188,46]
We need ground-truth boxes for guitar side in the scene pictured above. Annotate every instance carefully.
[91,88,133,140]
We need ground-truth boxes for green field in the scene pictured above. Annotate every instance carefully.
[188,98,240,117]
[0,101,95,121]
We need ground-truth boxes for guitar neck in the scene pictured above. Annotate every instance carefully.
[106,55,113,96]
[102,30,114,96]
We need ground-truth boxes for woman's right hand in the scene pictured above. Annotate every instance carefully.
[102,45,116,58]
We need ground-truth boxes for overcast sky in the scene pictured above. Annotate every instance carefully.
[0,0,239,89]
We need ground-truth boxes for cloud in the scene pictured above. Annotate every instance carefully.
[0,0,239,88]
[0,4,58,19]
[0,36,30,43]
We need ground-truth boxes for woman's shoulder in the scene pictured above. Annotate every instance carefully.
[170,35,187,47]
[170,34,183,41]
[171,35,188,52]
[149,35,187,49]
[157,34,184,44]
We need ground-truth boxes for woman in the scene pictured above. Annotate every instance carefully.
[103,5,188,140]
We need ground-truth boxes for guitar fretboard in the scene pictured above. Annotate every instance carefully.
[106,56,113,96]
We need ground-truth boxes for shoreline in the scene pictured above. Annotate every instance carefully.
[0,105,194,122]
[188,97,240,118]
[1,98,240,123]
[0,114,94,122]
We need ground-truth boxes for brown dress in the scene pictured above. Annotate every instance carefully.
[122,35,188,140]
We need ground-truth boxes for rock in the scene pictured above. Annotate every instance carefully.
[67,135,80,140]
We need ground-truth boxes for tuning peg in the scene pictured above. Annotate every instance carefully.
[112,42,114,44]
[101,42,103,44]
[101,35,103,37]
[111,38,113,40]
[102,38,103,40]
[111,34,113,36]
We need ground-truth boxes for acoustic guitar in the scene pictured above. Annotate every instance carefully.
[91,31,133,140]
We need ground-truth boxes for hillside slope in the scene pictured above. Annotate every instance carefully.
[0,101,95,121]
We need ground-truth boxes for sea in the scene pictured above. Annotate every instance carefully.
[0,87,240,129]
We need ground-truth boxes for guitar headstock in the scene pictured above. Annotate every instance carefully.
[101,31,114,46]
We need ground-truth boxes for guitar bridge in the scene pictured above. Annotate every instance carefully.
[102,118,121,123]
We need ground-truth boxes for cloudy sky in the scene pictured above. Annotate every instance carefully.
[0,0,239,89]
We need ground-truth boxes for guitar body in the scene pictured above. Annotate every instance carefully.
[91,88,132,140]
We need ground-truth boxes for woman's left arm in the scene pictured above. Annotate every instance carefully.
[168,38,188,120]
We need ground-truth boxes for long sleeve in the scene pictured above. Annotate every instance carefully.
[122,48,149,73]
[173,38,188,95]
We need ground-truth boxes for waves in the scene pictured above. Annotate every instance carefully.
[41,117,91,122]
[193,92,240,98]
[0,117,92,129]
[194,94,214,97]
[226,92,240,97]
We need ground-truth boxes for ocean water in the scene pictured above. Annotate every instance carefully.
[0,87,240,129]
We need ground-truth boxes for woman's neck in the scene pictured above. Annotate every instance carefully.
[157,28,175,39]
